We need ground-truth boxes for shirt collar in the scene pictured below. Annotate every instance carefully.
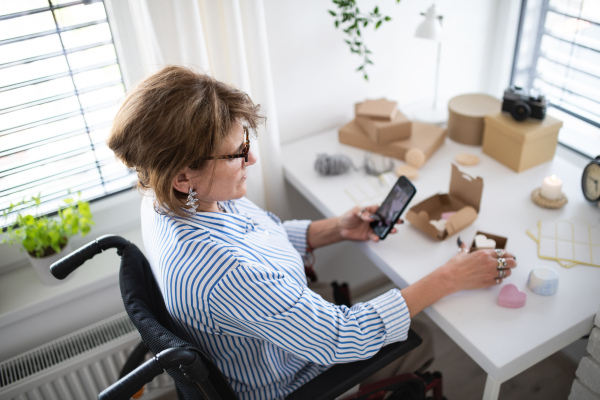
[180,200,257,238]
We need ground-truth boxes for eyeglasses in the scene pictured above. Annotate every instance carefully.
[206,127,250,163]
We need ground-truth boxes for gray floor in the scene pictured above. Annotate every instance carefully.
[416,311,577,400]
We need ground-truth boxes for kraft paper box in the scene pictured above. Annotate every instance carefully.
[406,164,484,240]
[356,98,398,121]
[356,111,411,144]
[482,113,563,172]
[447,93,501,146]
[470,231,508,252]
[338,119,446,162]
[353,99,410,144]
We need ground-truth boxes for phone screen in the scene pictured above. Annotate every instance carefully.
[370,176,416,240]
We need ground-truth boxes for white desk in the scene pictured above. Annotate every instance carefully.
[281,129,600,400]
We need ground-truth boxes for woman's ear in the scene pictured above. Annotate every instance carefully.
[172,168,191,193]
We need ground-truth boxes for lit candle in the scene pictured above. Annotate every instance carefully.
[540,175,562,200]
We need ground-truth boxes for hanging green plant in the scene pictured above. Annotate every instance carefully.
[328,0,400,80]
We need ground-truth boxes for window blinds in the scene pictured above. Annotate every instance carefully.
[512,0,600,130]
[0,0,134,223]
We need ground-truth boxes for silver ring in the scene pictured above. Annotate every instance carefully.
[495,249,505,257]
[497,269,506,279]
[358,208,367,217]
[497,258,507,270]
[495,278,501,285]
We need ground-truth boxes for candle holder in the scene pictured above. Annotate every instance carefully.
[531,187,568,209]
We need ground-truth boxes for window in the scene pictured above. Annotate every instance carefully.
[510,0,600,158]
[0,0,135,225]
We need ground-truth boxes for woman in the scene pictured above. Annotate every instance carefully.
[107,66,516,400]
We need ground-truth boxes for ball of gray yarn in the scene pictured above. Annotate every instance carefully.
[314,153,354,176]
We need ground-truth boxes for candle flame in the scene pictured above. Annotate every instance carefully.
[551,174,557,180]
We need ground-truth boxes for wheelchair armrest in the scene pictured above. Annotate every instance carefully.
[285,329,422,400]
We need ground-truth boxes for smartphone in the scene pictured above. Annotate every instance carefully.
[370,175,417,240]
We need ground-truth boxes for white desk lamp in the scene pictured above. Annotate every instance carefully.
[413,4,447,125]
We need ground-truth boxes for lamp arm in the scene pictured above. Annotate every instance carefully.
[433,40,441,111]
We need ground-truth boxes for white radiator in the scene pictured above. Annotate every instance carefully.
[0,312,174,400]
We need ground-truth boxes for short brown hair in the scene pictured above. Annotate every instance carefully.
[107,66,264,217]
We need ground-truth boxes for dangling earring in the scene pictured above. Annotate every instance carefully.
[186,187,199,214]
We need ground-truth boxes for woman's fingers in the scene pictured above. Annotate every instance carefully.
[449,248,518,290]
[357,205,381,221]
[487,250,517,286]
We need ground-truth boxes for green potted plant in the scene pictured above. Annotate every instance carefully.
[1,193,94,285]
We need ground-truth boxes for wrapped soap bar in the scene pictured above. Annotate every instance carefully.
[527,267,559,296]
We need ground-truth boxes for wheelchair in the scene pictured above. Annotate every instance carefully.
[51,235,444,400]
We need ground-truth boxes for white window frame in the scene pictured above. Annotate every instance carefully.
[508,0,600,159]
[0,0,145,274]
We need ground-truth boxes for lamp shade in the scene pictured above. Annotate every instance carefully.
[415,4,442,41]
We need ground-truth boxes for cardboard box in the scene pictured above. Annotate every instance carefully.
[338,119,446,162]
[356,99,398,121]
[406,164,483,240]
[447,93,501,145]
[469,231,507,252]
[354,99,411,144]
[482,113,563,172]
[356,111,411,144]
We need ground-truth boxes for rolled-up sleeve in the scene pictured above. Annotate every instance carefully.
[282,219,311,258]
[368,288,411,345]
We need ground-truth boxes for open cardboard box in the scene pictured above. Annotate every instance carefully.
[469,231,508,252]
[355,98,398,120]
[406,164,484,240]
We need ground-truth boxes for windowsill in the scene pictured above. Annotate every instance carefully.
[551,108,600,160]
[556,142,593,169]
[0,189,143,274]
[0,226,144,328]
[0,190,144,361]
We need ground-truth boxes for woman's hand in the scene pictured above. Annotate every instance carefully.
[440,242,518,292]
[401,241,518,318]
[338,205,402,242]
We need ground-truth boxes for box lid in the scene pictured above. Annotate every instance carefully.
[484,113,563,143]
[448,93,501,117]
[356,109,410,129]
[356,99,398,121]
[449,164,483,212]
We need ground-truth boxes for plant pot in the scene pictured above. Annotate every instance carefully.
[26,243,73,285]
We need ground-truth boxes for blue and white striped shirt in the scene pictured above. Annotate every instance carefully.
[141,195,411,400]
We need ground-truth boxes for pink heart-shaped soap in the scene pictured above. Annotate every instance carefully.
[498,284,527,308]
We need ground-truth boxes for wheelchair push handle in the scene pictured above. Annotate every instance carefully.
[98,348,208,400]
[98,357,164,400]
[50,235,130,279]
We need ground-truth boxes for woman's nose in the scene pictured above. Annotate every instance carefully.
[245,149,257,167]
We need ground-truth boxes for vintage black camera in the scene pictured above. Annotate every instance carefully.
[502,86,547,121]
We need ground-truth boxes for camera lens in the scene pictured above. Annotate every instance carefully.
[511,101,531,121]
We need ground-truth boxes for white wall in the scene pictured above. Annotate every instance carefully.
[262,0,521,291]
[263,0,520,144]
